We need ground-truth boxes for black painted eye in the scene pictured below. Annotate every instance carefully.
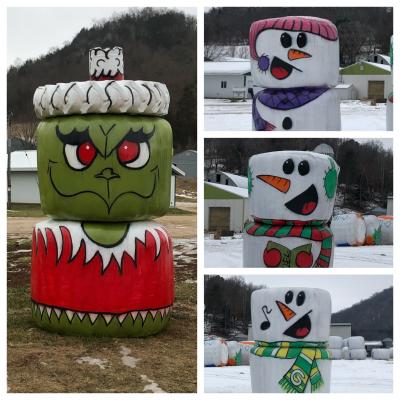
[285,290,294,304]
[282,117,292,130]
[297,291,306,306]
[298,160,310,176]
[282,159,294,174]
[280,32,292,48]
[260,320,271,330]
[297,33,307,48]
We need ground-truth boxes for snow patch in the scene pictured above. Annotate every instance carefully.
[75,356,108,370]
[120,346,141,368]
[141,374,165,393]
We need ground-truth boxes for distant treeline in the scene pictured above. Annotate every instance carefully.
[205,275,393,341]
[7,8,197,151]
[205,7,393,66]
[205,138,393,210]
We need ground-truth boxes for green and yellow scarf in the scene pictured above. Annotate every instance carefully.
[251,340,331,393]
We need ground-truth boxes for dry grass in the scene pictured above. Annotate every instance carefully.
[7,234,197,393]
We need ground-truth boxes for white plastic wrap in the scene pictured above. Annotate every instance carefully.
[227,341,241,366]
[349,349,367,360]
[348,336,365,350]
[331,213,366,246]
[342,347,350,360]
[328,336,343,349]
[204,339,228,367]
[329,348,342,360]
[378,216,393,245]
[238,341,255,365]
[371,348,391,360]
[363,215,381,245]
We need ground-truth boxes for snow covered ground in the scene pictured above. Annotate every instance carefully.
[204,359,393,393]
[204,236,392,268]
[204,99,387,131]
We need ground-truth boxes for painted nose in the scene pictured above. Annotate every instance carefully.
[95,168,120,180]
[276,301,296,321]
[288,49,311,61]
[257,175,291,193]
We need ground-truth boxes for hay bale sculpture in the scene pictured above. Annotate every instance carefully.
[250,288,332,393]
[31,47,174,336]
[249,16,341,131]
[243,151,340,267]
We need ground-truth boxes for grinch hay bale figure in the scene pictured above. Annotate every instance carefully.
[31,47,173,337]
[250,288,332,393]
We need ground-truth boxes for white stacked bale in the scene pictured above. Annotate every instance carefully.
[331,213,366,246]
[227,341,241,366]
[343,338,349,348]
[328,336,343,349]
[239,341,255,365]
[204,339,228,367]
[390,348,393,359]
[371,348,391,360]
[363,215,381,245]
[342,347,350,360]
[329,349,343,360]
[378,216,393,245]
[349,349,367,360]
[348,336,365,350]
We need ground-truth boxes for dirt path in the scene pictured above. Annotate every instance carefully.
[7,207,197,239]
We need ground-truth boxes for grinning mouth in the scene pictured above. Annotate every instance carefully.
[270,57,302,80]
[283,311,312,339]
[285,184,318,215]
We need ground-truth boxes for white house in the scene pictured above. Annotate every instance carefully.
[204,61,251,99]
[204,181,249,233]
[9,150,184,207]
[339,61,392,101]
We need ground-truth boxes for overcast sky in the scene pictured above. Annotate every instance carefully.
[240,275,392,313]
[7,7,196,67]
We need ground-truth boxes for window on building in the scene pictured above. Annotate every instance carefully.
[216,174,221,183]
[221,81,227,88]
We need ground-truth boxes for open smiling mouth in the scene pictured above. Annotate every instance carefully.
[283,311,312,339]
[285,184,318,215]
[271,57,302,80]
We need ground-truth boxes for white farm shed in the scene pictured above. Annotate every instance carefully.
[9,150,183,207]
[207,171,247,188]
[204,181,249,233]
[204,61,251,99]
[10,150,40,204]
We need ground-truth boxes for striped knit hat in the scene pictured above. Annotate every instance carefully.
[250,16,338,60]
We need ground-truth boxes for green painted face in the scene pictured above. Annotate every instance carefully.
[37,115,172,221]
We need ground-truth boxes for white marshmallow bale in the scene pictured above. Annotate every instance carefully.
[253,86,341,131]
[363,215,382,245]
[204,339,228,367]
[243,230,334,268]
[227,341,242,366]
[248,151,339,222]
[328,336,343,349]
[342,347,350,360]
[348,336,365,350]
[378,216,393,245]
[371,348,391,360]
[331,213,366,246]
[349,349,367,360]
[250,287,332,393]
[249,16,339,88]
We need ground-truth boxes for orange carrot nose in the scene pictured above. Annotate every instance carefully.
[276,301,296,321]
[257,175,291,193]
[288,49,312,61]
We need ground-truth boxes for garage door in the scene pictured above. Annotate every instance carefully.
[209,207,230,231]
[368,81,384,101]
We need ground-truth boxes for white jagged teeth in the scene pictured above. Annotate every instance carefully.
[65,310,74,322]
[118,313,128,324]
[102,314,113,325]
[89,313,99,324]
[130,311,138,321]
[38,304,44,317]
[76,312,86,321]
[140,311,148,322]
[150,310,158,320]
[54,308,62,319]
[46,306,52,319]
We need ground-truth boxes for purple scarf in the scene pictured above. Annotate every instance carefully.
[253,86,329,131]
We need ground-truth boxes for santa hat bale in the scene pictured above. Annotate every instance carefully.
[249,16,338,60]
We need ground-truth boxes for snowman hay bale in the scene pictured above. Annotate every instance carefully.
[378,216,393,245]
[244,151,339,268]
[204,339,229,367]
[249,16,341,131]
[238,341,255,365]
[227,341,242,366]
[363,215,382,245]
[31,47,174,337]
[331,213,366,246]
[250,288,332,393]
[371,348,391,360]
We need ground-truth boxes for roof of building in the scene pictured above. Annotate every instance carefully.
[172,164,185,176]
[377,54,390,64]
[205,181,248,199]
[10,150,37,171]
[340,60,391,75]
[364,61,391,72]
[221,171,248,189]
[204,61,251,75]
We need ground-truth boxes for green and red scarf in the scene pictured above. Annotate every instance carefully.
[251,340,331,393]
[244,219,333,268]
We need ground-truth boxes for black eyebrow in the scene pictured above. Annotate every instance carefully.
[123,126,155,143]
[56,126,91,145]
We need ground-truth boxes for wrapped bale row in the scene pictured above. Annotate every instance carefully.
[371,348,392,360]
[204,339,228,367]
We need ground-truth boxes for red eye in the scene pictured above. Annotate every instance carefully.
[77,141,96,166]
[118,140,140,163]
